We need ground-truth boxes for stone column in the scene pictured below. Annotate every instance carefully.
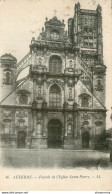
[64,113,68,137]
[65,50,68,69]
[97,5,103,63]
[33,79,37,101]
[64,77,68,103]
[74,112,78,137]
[43,75,46,101]
[43,112,47,137]
[32,110,36,136]
[12,110,16,135]
[74,5,77,44]
[32,48,37,66]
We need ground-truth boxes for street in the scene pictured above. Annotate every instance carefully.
[1,149,112,169]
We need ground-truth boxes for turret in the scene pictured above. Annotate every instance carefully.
[0,53,17,101]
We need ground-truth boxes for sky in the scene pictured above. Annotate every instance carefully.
[0,0,112,129]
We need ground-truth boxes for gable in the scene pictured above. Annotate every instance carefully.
[0,78,33,106]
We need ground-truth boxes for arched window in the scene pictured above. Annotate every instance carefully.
[81,97,89,107]
[17,90,30,104]
[51,30,59,40]
[79,93,91,107]
[19,94,28,104]
[6,72,10,82]
[49,56,62,74]
[3,69,12,84]
[49,84,61,107]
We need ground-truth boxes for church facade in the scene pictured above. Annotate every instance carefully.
[0,3,106,149]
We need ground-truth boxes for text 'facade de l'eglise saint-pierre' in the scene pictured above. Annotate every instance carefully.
[0,2,106,149]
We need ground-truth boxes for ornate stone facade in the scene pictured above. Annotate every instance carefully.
[0,3,106,149]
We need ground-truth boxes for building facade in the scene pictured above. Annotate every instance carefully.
[0,3,106,149]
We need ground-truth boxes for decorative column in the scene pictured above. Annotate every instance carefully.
[97,5,103,64]
[36,112,43,137]
[42,112,47,137]
[43,75,47,101]
[31,47,37,66]
[12,110,16,135]
[64,77,68,103]
[64,113,68,137]
[32,110,36,136]
[73,112,78,137]
[33,78,37,101]
[65,50,68,69]
[74,2,81,45]
[74,4,78,44]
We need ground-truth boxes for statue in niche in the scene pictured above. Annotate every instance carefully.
[38,57,42,65]
[16,110,27,118]
[68,124,72,133]
[36,122,42,134]
[69,87,72,99]
[38,87,42,99]
[69,60,73,68]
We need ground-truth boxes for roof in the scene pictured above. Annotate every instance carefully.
[45,16,65,27]
[0,53,17,61]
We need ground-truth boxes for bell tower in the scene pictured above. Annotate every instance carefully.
[0,53,17,101]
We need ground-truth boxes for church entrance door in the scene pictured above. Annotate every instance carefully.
[17,131,26,148]
[48,119,62,148]
[82,130,90,149]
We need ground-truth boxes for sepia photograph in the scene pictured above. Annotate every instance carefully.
[0,0,112,191]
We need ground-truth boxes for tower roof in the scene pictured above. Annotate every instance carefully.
[0,53,17,61]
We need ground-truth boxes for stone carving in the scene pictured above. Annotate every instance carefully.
[68,87,73,100]
[67,79,74,87]
[37,86,42,99]
[78,93,91,108]
[67,114,73,133]
[63,102,68,109]
[95,121,103,126]
[36,122,42,134]
[67,114,73,122]
[2,111,12,118]
[68,123,72,133]
[16,90,31,105]
[95,79,103,91]
[69,60,74,68]
[94,113,103,120]
[73,102,78,109]
[36,50,44,57]
[46,79,64,89]
[3,70,13,85]
[81,113,91,120]
[36,78,44,85]
[16,110,28,118]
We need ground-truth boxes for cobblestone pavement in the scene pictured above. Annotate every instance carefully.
[1,149,112,169]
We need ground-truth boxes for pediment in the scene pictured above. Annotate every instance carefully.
[46,16,65,27]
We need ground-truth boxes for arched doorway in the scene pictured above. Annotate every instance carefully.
[17,131,26,148]
[48,119,62,148]
[82,130,90,149]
